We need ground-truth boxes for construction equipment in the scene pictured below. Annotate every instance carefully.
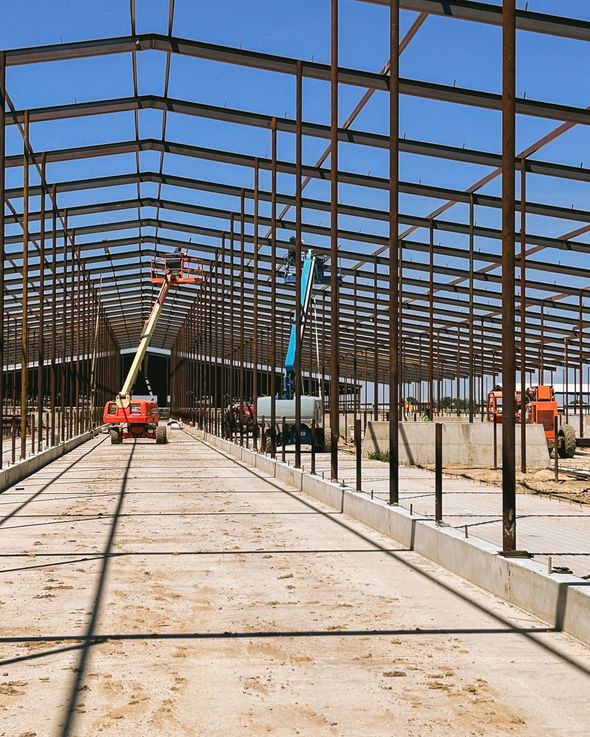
[257,246,331,451]
[486,384,576,458]
[103,253,204,444]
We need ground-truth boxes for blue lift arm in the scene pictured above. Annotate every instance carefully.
[283,250,328,399]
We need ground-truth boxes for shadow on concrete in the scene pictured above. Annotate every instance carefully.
[192,433,590,678]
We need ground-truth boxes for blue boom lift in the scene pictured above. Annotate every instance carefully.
[257,245,331,450]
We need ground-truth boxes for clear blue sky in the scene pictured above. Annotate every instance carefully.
[2,1,589,381]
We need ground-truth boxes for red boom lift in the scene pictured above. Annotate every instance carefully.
[103,253,204,444]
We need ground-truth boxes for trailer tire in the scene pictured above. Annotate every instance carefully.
[156,425,168,444]
[558,424,576,459]
[312,427,326,452]
[110,429,122,444]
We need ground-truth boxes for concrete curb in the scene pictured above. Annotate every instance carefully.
[0,428,101,493]
[193,429,590,647]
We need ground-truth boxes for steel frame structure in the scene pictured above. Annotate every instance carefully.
[1,1,589,553]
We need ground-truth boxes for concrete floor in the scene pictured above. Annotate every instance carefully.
[1,430,589,736]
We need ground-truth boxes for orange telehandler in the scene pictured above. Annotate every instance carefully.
[486,384,576,458]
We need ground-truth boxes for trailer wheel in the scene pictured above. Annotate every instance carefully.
[558,424,576,459]
[264,430,275,453]
[110,429,122,444]
[156,425,168,445]
[312,427,326,452]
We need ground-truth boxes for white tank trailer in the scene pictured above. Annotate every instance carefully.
[256,395,325,450]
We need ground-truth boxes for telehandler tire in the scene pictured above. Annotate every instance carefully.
[110,429,122,444]
[558,424,576,459]
[156,425,168,444]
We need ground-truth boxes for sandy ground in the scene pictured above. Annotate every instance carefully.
[1,430,589,736]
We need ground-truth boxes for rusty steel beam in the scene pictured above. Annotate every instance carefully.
[502,0,517,554]
[330,0,340,480]
[389,0,400,504]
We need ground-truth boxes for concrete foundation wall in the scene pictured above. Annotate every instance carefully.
[0,428,100,493]
[192,428,590,647]
[567,415,590,437]
[363,421,549,469]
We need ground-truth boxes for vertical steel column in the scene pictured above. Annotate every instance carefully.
[221,234,227,435]
[229,213,235,410]
[520,159,527,472]
[60,212,67,443]
[501,0,517,553]
[428,220,434,421]
[295,60,303,468]
[270,118,278,458]
[20,111,30,460]
[578,289,584,438]
[252,164,259,449]
[330,0,340,480]
[214,250,219,434]
[565,337,569,422]
[468,194,475,423]
[37,154,46,451]
[388,0,400,504]
[68,230,76,440]
[353,270,358,420]
[0,52,5,468]
[50,187,57,445]
[373,256,379,420]
[239,189,246,445]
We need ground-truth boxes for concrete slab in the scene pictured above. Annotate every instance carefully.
[2,430,589,736]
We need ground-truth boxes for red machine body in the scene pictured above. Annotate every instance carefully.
[102,399,165,443]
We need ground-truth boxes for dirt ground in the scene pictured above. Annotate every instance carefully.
[341,438,590,506]
[1,431,589,736]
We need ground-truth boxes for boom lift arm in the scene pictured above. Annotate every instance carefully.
[116,279,171,409]
[116,253,204,409]
[283,251,323,399]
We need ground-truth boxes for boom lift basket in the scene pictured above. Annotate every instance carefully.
[150,254,205,285]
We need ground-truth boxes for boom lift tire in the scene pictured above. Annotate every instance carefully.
[558,424,576,459]
[110,429,122,444]
[155,425,168,445]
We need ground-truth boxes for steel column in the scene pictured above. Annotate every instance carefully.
[501,0,517,553]
[295,60,303,468]
[330,0,340,480]
[20,111,30,459]
[388,0,400,504]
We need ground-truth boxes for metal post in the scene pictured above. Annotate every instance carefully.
[270,118,278,459]
[520,158,527,473]
[50,187,57,446]
[295,60,303,469]
[239,189,245,447]
[388,0,400,505]
[468,194,475,423]
[330,0,340,481]
[281,416,286,463]
[36,154,47,451]
[435,422,443,523]
[493,412,498,470]
[501,0,517,554]
[0,52,5,468]
[355,417,362,492]
[578,289,584,438]
[252,162,259,450]
[554,415,559,482]
[20,111,30,460]
[311,418,316,475]
[428,220,434,422]
[373,256,379,421]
